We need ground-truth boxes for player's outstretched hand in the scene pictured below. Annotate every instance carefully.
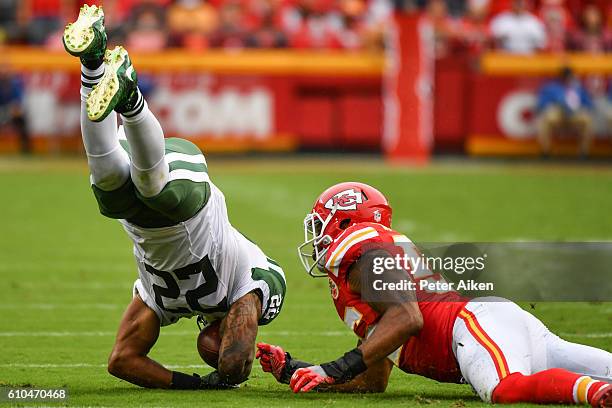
[290,366,335,393]
[256,342,286,382]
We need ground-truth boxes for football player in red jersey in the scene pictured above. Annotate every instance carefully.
[256,182,612,406]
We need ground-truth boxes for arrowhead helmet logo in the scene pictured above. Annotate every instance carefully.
[125,65,135,82]
[324,188,363,211]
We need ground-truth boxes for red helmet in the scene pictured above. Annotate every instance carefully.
[297,182,392,277]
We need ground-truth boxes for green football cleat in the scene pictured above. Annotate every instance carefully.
[63,4,106,63]
[86,46,138,122]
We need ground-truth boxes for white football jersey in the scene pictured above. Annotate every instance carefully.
[121,183,283,325]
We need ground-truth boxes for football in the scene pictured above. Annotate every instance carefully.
[197,319,222,369]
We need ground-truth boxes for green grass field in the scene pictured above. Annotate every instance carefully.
[0,156,610,407]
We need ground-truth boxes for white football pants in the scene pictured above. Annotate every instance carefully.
[452,297,612,402]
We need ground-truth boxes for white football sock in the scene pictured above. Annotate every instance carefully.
[80,64,130,191]
[120,90,169,198]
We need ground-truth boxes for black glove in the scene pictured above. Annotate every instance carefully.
[198,371,240,389]
[171,370,238,390]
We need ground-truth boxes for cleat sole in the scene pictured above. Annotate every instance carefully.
[63,4,103,56]
[86,47,127,122]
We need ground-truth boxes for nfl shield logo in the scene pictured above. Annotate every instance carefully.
[329,278,339,299]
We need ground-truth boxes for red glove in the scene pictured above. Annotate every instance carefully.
[256,342,286,382]
[290,366,335,393]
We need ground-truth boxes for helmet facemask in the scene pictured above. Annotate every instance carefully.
[297,206,336,277]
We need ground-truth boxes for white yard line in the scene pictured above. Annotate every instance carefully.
[0,304,123,310]
[0,363,107,368]
[0,330,350,337]
[263,330,349,337]
[0,302,334,310]
[0,330,610,338]
[0,363,255,370]
[560,332,612,339]
[0,331,116,337]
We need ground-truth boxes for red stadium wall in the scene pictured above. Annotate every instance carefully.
[2,48,612,155]
[433,56,472,151]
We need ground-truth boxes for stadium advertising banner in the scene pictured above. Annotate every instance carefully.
[3,49,383,154]
[5,49,612,156]
[7,70,294,153]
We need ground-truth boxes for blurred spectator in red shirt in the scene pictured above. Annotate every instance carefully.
[360,0,391,51]
[490,0,547,54]
[428,0,486,58]
[457,0,491,55]
[22,0,73,45]
[538,0,573,52]
[568,5,612,52]
[115,0,172,22]
[246,14,288,47]
[209,0,249,48]
[568,4,612,117]
[335,0,367,50]
[281,0,344,49]
[489,0,511,17]
[243,0,285,31]
[243,0,288,48]
[428,0,458,57]
[126,4,168,51]
[167,0,218,50]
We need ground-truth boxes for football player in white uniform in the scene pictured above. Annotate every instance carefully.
[63,5,286,389]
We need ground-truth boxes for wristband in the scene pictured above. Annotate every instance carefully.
[320,348,367,384]
[170,371,201,389]
[280,352,312,384]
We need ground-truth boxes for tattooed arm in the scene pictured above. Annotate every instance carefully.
[106,291,261,389]
[217,291,262,384]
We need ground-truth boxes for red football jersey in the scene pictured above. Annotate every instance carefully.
[324,222,468,383]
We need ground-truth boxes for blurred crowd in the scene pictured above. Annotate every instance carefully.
[0,0,391,51]
[1,0,611,156]
[0,0,609,54]
[429,0,612,58]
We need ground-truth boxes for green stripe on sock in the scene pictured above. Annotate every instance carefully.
[168,160,207,173]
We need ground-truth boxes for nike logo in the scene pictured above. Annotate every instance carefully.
[125,65,135,82]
